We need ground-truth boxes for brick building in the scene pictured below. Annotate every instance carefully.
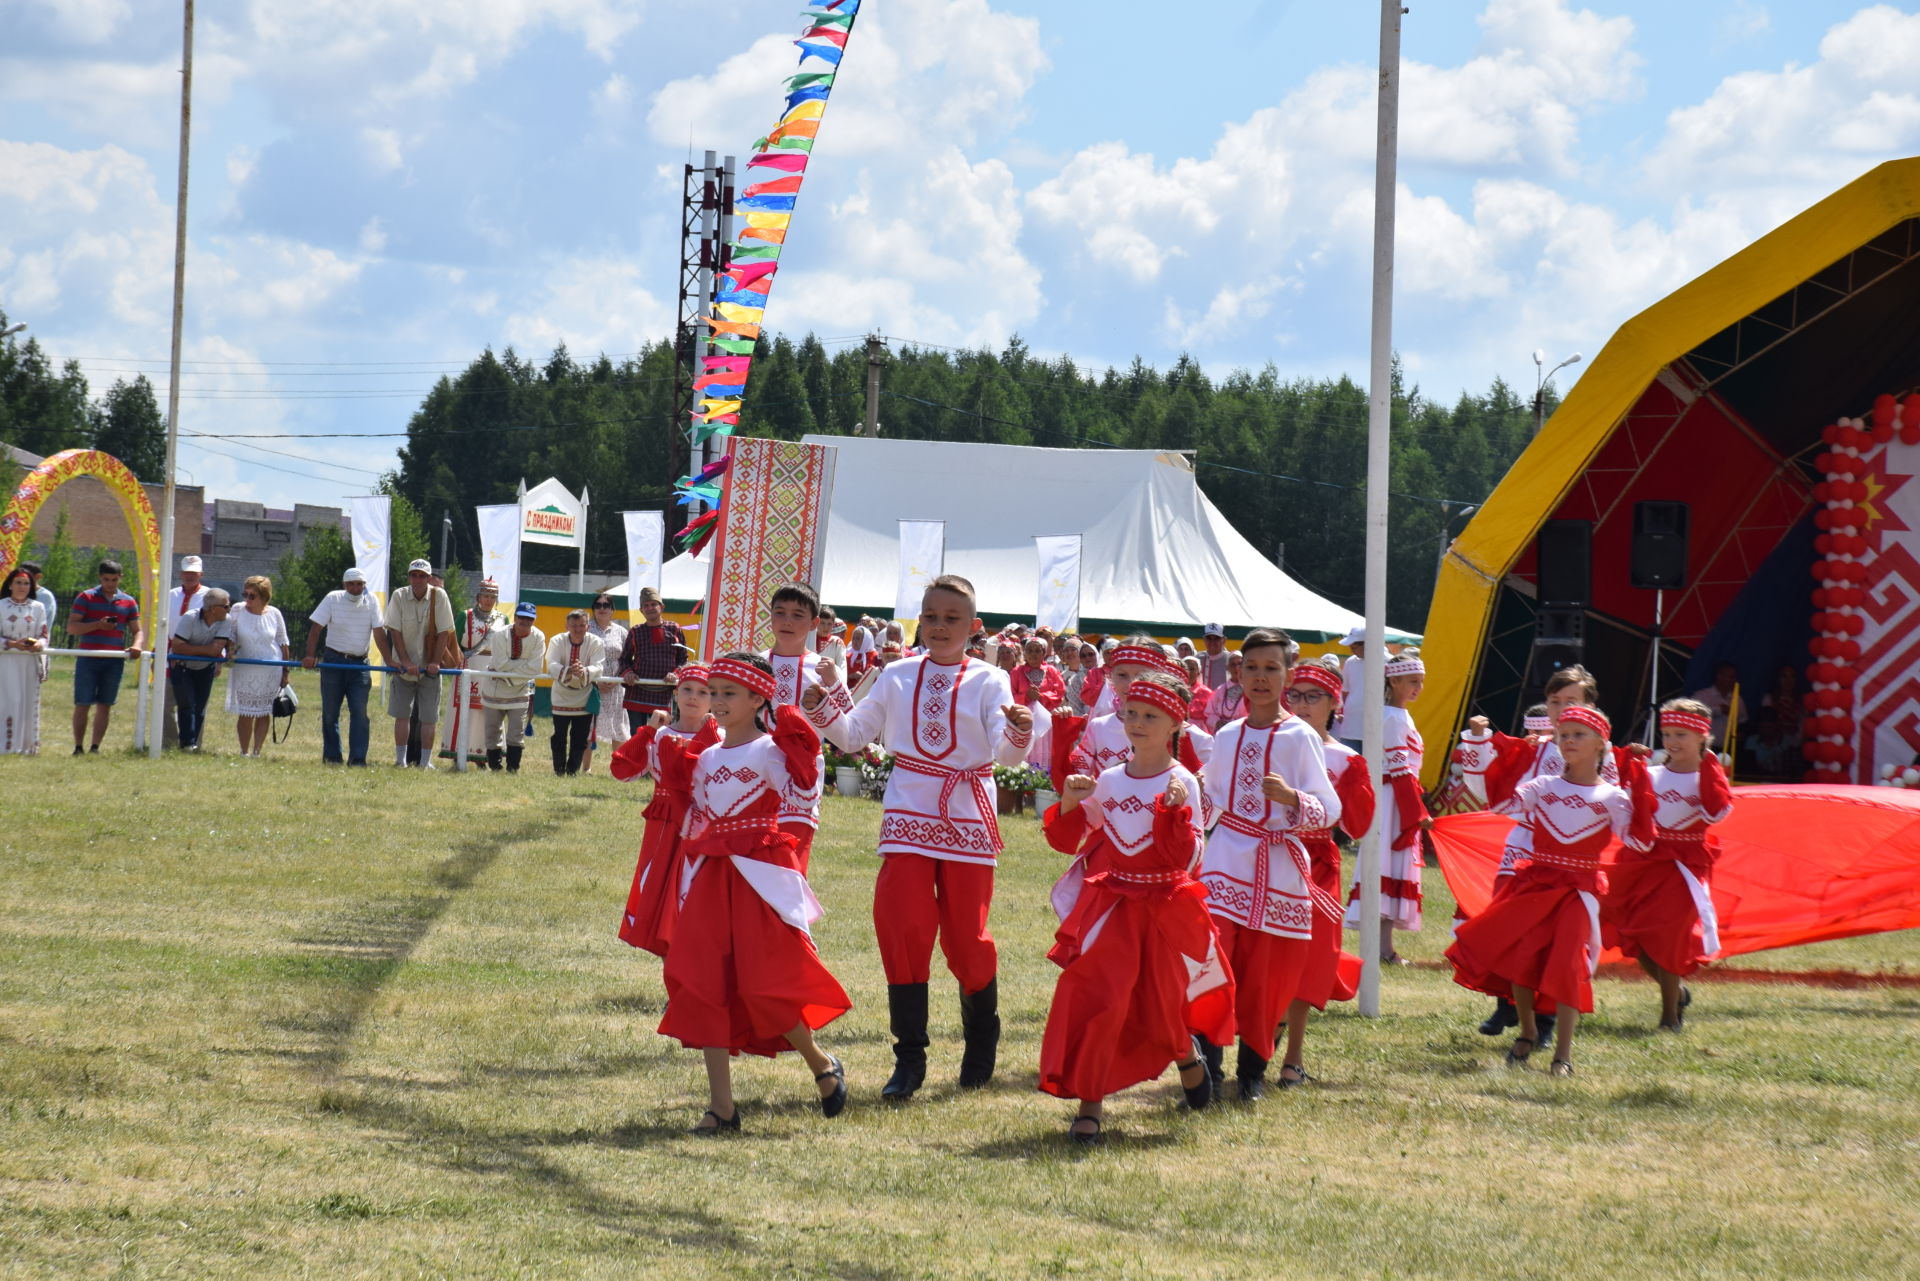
[4,443,205,574]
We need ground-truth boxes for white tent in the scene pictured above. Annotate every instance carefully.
[643,434,1409,640]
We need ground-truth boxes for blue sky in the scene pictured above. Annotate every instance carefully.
[3,0,1918,511]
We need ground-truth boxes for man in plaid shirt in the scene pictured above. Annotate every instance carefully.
[616,587,687,732]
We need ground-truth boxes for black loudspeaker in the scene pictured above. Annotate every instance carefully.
[1537,520,1592,608]
[1631,500,1690,589]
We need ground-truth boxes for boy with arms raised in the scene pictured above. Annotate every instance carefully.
[804,575,1034,1099]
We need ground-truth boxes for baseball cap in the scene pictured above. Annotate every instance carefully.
[343,568,368,584]
[181,555,204,573]
[1342,624,1367,647]
[515,601,538,619]
[1203,622,1224,637]
[408,558,433,574]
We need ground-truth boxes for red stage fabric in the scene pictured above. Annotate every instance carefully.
[1431,785,1920,961]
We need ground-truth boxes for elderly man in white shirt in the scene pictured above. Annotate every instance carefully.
[302,567,383,766]
[543,608,604,776]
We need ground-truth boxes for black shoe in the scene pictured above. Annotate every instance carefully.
[505,746,523,774]
[1067,1115,1103,1145]
[815,1056,848,1118]
[957,979,1000,1089]
[1277,1063,1313,1090]
[1479,998,1519,1036]
[882,983,929,1102]
[486,748,504,773]
[73,745,84,756]
[691,1107,740,1135]
[1680,984,1693,1011]
[88,744,99,754]
[1236,1041,1269,1103]
[1535,1013,1557,1046]
[1194,1035,1225,1100]
[1179,1036,1213,1110]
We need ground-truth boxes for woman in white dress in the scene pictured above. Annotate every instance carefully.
[1,566,50,755]
[225,574,290,757]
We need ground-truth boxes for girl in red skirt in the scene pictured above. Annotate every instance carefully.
[1445,705,1653,1076]
[1602,698,1732,1031]
[1039,672,1232,1143]
[1277,657,1375,1086]
[654,653,853,1133]
[611,665,718,957]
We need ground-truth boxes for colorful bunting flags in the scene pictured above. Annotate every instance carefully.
[674,0,859,534]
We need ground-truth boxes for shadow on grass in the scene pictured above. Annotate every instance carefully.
[277,813,565,1081]
[962,1126,1185,1160]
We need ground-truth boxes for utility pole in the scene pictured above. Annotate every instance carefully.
[863,334,885,437]
[150,0,192,758]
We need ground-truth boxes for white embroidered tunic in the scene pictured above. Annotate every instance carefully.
[1200,716,1340,939]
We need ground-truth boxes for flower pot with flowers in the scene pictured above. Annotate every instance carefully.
[993,763,1047,816]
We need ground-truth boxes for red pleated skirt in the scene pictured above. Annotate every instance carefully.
[1211,917,1307,1061]
[618,799,687,957]
[1445,863,1601,1014]
[658,854,850,1057]
[1293,836,1361,1010]
[1039,882,1233,1100]
[1603,850,1714,976]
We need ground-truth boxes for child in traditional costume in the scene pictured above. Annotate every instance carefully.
[655,653,851,1133]
[1445,705,1653,1077]
[803,575,1034,1100]
[1038,672,1232,1142]
[1602,698,1731,1031]
[1277,657,1375,1086]
[1343,647,1428,964]
[612,666,719,957]
[1455,666,1617,1038]
[1197,628,1341,1101]
[766,582,826,872]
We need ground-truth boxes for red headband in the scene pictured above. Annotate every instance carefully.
[1289,663,1344,711]
[1109,643,1180,678]
[708,658,775,699]
[1125,680,1190,721]
[673,664,711,687]
[1662,710,1711,736]
[1558,704,1611,739]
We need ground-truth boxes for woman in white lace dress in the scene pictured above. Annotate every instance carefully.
[0,566,49,755]
[225,574,290,757]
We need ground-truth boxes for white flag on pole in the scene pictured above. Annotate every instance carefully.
[896,520,944,620]
[347,496,391,602]
[622,511,665,621]
[476,504,522,606]
[1035,534,1082,633]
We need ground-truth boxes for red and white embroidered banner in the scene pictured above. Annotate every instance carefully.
[700,436,838,660]
[1806,395,1920,783]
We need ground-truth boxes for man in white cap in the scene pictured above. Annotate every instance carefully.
[1334,623,1367,749]
[303,567,383,765]
[1198,622,1231,691]
[379,558,454,768]
[159,554,210,748]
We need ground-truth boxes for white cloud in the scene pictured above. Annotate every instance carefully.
[1648,5,1920,192]
[17,0,131,44]
[502,257,672,358]
[358,217,388,254]
[360,126,405,174]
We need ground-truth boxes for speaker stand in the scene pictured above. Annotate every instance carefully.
[1643,587,1664,747]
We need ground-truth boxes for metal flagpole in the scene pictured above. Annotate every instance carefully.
[150,0,194,758]
[1357,0,1402,1018]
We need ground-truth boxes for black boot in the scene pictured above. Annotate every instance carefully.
[1194,1035,1225,1100]
[1179,1036,1213,1110]
[1479,998,1518,1036]
[486,748,504,773]
[957,979,1000,1089]
[1535,1011,1557,1047]
[882,983,929,1102]
[505,745,523,774]
[1236,1041,1269,1102]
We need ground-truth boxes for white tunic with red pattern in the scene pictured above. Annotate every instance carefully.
[766,648,823,830]
[809,655,1030,866]
[1199,716,1341,941]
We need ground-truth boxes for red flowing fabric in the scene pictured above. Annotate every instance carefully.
[614,721,721,956]
[1431,785,1920,960]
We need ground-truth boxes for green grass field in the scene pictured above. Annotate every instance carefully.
[3,669,1918,1279]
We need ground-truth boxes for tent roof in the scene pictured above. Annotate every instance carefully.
[641,434,1412,641]
[1418,156,1920,781]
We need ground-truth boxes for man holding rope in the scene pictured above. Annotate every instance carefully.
[302,567,382,766]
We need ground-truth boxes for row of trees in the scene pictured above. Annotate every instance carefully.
[1,312,167,480]
[393,334,1549,625]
